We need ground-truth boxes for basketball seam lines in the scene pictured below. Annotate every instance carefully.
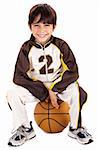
[39,101,64,110]
[38,118,68,128]
[34,113,69,115]
[48,102,52,133]
[39,103,54,110]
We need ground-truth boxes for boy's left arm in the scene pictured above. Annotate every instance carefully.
[52,42,79,93]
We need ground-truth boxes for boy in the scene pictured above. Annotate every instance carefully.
[7,4,93,146]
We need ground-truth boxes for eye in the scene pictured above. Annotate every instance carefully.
[45,24,50,26]
[34,24,39,27]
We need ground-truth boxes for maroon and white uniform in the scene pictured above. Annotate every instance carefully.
[7,35,87,132]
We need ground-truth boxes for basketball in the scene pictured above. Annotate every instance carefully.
[34,99,70,133]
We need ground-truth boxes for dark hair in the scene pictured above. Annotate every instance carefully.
[28,4,57,28]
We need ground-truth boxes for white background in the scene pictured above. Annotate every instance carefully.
[0,0,98,149]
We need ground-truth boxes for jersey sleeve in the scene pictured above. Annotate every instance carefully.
[13,44,49,101]
[52,42,79,92]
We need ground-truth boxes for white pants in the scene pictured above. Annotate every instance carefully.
[6,82,80,132]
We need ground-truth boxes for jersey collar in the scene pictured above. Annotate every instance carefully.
[30,34,54,49]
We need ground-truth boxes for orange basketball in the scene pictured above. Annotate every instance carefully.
[34,99,70,133]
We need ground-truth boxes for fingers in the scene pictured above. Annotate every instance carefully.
[45,90,59,109]
[45,96,50,103]
[51,100,59,109]
[45,97,59,109]
[49,90,59,109]
[45,99,48,103]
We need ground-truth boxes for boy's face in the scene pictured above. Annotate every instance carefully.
[30,16,55,45]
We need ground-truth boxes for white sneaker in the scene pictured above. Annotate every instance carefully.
[8,121,36,147]
[68,127,93,144]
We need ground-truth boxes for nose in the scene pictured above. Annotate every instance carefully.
[39,26,46,33]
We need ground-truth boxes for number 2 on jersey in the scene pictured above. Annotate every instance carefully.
[39,55,54,74]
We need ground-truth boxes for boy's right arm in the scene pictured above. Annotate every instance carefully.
[13,46,49,101]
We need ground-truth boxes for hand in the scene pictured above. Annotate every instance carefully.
[49,90,59,109]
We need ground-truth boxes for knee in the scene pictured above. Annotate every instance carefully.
[6,89,16,103]
[6,89,20,110]
[6,90,11,101]
[6,90,15,110]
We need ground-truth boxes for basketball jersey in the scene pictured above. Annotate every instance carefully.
[13,34,79,100]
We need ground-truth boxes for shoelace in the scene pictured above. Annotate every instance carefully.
[11,130,25,140]
[78,127,92,137]
[11,126,29,140]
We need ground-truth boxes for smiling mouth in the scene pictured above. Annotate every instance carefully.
[37,34,48,38]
